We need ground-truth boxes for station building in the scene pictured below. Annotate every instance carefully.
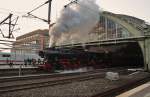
[11,11,150,71]
[54,11,150,71]
[11,29,49,54]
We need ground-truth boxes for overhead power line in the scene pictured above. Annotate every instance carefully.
[0,39,15,42]
[64,0,78,8]
[0,8,26,17]
[23,0,50,24]
[28,1,49,14]
[23,0,53,25]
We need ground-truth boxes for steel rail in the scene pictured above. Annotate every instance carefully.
[0,67,128,83]
[0,72,104,93]
[91,76,150,97]
[0,68,133,93]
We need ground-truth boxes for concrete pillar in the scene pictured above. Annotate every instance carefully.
[145,38,150,71]
[139,39,150,71]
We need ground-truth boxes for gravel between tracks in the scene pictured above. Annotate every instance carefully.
[0,72,149,97]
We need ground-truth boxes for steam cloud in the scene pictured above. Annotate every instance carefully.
[49,0,100,47]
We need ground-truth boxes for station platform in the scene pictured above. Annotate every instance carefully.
[117,81,150,97]
[0,65,37,70]
[0,65,39,77]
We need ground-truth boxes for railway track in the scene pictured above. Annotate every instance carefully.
[0,67,40,77]
[91,73,150,97]
[0,72,104,93]
[0,67,129,83]
[0,67,132,93]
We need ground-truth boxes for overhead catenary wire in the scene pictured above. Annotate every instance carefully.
[0,9,24,17]
[27,13,48,23]
[0,43,12,47]
[0,7,27,14]
[64,0,101,15]
[0,39,15,42]
[0,1,51,51]
[0,42,13,45]
[27,1,49,14]
[23,0,54,25]
[0,1,49,23]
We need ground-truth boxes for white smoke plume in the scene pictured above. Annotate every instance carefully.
[49,0,100,47]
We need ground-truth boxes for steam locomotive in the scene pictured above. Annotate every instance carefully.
[38,48,108,71]
[38,42,144,71]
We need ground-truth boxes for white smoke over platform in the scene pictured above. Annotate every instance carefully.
[49,0,100,47]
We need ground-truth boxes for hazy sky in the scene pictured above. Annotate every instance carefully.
[0,0,150,51]
[0,0,149,37]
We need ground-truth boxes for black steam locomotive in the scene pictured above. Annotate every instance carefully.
[38,48,109,71]
[38,42,144,71]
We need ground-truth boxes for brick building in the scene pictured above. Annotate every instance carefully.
[11,29,49,54]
